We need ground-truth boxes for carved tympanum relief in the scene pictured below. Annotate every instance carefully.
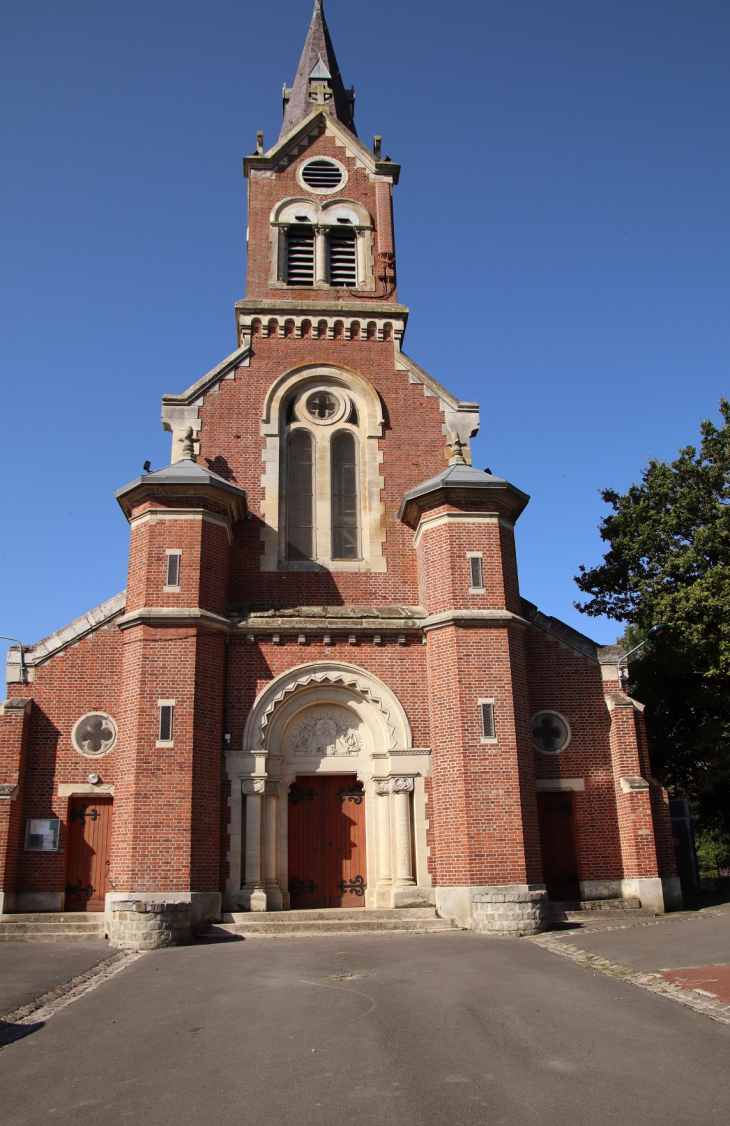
[287,707,363,757]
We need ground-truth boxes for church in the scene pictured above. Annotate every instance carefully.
[0,1,680,945]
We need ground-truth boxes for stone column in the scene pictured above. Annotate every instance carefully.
[315,227,328,286]
[242,779,267,911]
[392,777,415,888]
[375,779,392,907]
[263,780,282,911]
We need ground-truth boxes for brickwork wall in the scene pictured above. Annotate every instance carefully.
[112,623,225,892]
[425,623,541,887]
[0,700,31,896]
[524,627,623,881]
[8,623,123,894]
[126,499,230,615]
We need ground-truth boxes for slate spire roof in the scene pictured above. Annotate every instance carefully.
[280,0,356,139]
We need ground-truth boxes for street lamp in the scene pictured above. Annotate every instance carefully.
[617,624,669,690]
[0,636,26,685]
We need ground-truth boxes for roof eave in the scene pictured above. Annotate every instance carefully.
[244,111,400,184]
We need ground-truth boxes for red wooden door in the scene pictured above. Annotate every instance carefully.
[65,797,113,912]
[537,793,580,900]
[288,775,367,909]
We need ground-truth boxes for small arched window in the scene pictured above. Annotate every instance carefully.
[286,430,314,560]
[331,430,358,559]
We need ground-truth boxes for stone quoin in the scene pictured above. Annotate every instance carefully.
[0,0,680,946]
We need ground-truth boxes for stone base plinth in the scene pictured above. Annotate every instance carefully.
[436,884,548,933]
[471,886,549,935]
[108,900,192,949]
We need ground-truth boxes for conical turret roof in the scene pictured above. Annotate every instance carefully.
[280,0,356,139]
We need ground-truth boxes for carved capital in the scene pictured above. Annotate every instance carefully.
[374,778,391,795]
[391,776,414,793]
[242,778,266,795]
[264,780,280,796]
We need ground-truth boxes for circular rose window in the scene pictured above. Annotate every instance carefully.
[531,711,571,755]
[72,712,118,758]
[306,390,338,420]
[295,385,348,426]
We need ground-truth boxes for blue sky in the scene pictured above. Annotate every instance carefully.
[2,0,729,660]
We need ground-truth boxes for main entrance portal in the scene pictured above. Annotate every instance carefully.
[288,775,367,909]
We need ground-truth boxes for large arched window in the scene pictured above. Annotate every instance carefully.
[286,430,314,560]
[331,431,358,559]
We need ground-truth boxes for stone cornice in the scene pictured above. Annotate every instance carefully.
[235,298,408,318]
[117,607,231,632]
[243,109,401,185]
[421,609,530,632]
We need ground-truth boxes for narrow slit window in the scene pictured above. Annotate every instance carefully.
[166,553,181,587]
[331,431,359,559]
[470,556,483,589]
[159,704,174,742]
[287,225,315,286]
[328,228,357,287]
[286,430,314,560]
[481,702,495,740]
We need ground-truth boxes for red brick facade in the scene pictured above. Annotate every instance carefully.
[0,5,678,926]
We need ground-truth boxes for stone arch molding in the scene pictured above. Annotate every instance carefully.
[259,364,386,572]
[243,661,412,755]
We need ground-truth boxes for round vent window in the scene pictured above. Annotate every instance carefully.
[531,711,571,755]
[299,158,347,194]
[72,712,118,758]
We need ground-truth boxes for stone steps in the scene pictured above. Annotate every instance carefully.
[549,898,659,923]
[202,907,458,939]
[0,913,106,942]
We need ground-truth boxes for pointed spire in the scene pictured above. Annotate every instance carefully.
[280,0,356,139]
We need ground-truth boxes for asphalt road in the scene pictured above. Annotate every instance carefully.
[0,931,728,1126]
[0,942,112,1016]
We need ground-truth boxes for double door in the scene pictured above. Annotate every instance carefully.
[288,775,367,909]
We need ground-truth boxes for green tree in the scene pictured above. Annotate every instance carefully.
[574,400,730,847]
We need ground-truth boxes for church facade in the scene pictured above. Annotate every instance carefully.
[0,1,680,941]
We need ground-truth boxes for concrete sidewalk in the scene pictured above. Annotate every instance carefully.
[0,942,113,1018]
[558,908,730,972]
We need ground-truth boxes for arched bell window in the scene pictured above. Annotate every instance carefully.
[272,201,373,291]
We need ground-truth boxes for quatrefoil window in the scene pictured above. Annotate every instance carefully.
[72,712,117,758]
[306,391,338,420]
[531,711,571,755]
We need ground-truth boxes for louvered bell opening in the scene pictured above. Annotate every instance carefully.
[470,556,483,589]
[286,430,314,560]
[301,159,344,190]
[328,229,357,287]
[166,553,180,587]
[331,431,358,559]
[159,705,174,742]
[287,225,315,286]
[481,702,495,739]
